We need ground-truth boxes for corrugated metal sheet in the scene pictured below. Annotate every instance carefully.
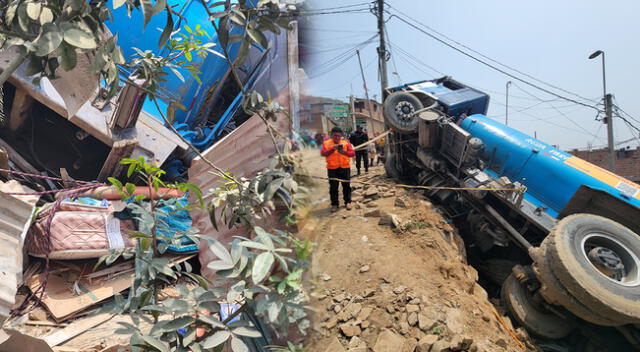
[188,92,291,279]
[0,181,38,318]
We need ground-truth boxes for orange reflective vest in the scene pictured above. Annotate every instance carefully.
[322,139,352,169]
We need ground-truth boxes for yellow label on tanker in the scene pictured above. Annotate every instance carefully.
[564,156,640,199]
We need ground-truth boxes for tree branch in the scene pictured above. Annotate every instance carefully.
[0,50,27,86]
[150,98,242,186]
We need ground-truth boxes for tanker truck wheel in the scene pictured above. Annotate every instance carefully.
[532,240,619,326]
[546,214,640,325]
[383,92,423,133]
[501,273,574,339]
[384,153,401,179]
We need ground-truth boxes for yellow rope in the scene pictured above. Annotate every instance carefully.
[297,174,527,193]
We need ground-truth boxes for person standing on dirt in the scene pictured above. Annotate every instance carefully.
[349,125,369,175]
[321,127,355,212]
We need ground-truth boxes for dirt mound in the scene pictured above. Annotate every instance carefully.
[298,151,536,352]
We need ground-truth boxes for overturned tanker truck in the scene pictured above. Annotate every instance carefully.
[382,77,640,346]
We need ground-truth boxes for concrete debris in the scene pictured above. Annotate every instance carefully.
[416,334,439,352]
[378,213,401,228]
[363,187,380,199]
[339,324,361,337]
[372,330,404,352]
[359,265,370,273]
[321,273,332,281]
[324,337,346,352]
[394,197,408,208]
[393,285,407,294]
[364,209,381,217]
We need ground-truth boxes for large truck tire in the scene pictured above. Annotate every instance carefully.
[501,273,574,339]
[546,214,640,325]
[383,92,423,133]
[532,241,619,326]
[384,153,401,179]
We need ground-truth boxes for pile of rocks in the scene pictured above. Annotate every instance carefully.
[315,284,482,352]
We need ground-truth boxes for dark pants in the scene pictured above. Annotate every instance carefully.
[355,151,369,173]
[328,168,351,206]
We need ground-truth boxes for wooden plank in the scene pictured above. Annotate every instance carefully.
[27,255,195,321]
[27,269,134,322]
[0,136,39,175]
[43,313,113,347]
[8,88,34,132]
[96,130,138,181]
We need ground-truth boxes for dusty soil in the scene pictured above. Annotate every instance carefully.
[297,149,536,352]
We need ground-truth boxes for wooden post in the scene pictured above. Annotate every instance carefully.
[96,129,138,181]
[287,21,300,134]
[9,88,33,132]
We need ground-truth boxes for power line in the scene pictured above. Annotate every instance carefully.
[388,13,602,112]
[311,58,376,95]
[308,35,378,79]
[387,41,445,76]
[509,82,602,138]
[385,3,598,105]
[384,26,402,85]
[297,8,370,16]
[305,2,371,12]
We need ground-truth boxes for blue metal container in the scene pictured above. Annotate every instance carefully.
[106,0,241,126]
[459,114,640,217]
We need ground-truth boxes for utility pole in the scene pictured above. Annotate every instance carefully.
[356,49,374,130]
[376,0,388,99]
[605,93,615,171]
[505,81,512,126]
[589,50,615,172]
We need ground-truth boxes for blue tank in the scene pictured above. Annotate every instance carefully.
[459,114,640,217]
[106,0,243,127]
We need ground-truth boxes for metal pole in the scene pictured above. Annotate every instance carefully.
[590,50,615,171]
[377,0,388,98]
[600,53,615,172]
[605,93,615,172]
[356,50,374,125]
[505,81,512,126]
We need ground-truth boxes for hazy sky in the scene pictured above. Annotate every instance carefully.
[304,0,640,149]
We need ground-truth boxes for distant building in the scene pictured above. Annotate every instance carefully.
[568,146,640,182]
[350,97,384,136]
[299,95,350,134]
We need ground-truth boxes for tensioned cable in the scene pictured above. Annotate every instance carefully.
[386,4,599,105]
[389,13,602,112]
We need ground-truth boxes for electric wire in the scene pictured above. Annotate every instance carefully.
[308,34,378,79]
[510,82,603,138]
[304,2,371,12]
[385,3,599,105]
[388,13,602,112]
[384,26,403,85]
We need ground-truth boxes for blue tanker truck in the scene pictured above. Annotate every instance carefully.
[382,77,640,348]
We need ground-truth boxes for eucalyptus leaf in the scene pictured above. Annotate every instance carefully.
[26,2,41,20]
[251,252,274,284]
[140,0,152,27]
[230,336,249,352]
[202,330,230,349]
[112,0,126,10]
[62,24,97,49]
[158,10,173,49]
[231,326,261,338]
[58,42,77,71]
[160,316,194,331]
[208,238,233,263]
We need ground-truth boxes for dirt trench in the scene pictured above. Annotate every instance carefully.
[297,150,536,352]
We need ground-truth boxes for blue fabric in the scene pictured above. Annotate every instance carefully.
[155,196,199,254]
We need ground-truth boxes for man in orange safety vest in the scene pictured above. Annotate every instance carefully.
[321,127,356,212]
